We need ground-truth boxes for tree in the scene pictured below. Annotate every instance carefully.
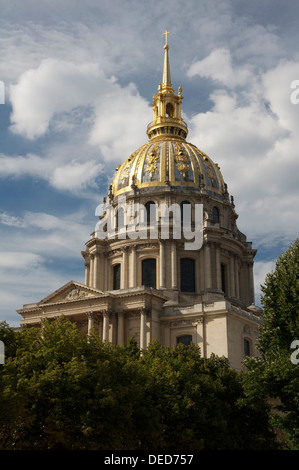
[0,318,145,450]
[0,317,278,450]
[244,239,299,449]
[139,341,276,450]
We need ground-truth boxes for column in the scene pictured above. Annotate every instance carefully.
[215,244,221,291]
[102,311,110,342]
[199,247,204,291]
[85,261,90,287]
[87,312,95,336]
[140,308,147,349]
[98,315,103,341]
[121,248,128,289]
[196,255,201,293]
[104,254,108,290]
[248,262,254,304]
[94,253,99,289]
[131,245,137,287]
[235,257,240,299]
[159,240,166,288]
[117,311,125,346]
[204,243,212,289]
[171,242,177,288]
[230,255,235,297]
[89,254,94,288]
[196,318,204,349]
[98,252,104,291]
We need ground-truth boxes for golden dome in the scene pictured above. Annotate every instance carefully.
[112,138,226,197]
[111,31,226,200]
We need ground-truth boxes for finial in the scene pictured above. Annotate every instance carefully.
[163,28,170,48]
[162,28,172,88]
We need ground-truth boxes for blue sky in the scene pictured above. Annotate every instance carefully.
[0,0,299,326]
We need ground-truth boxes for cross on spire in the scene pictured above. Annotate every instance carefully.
[162,28,172,88]
[163,28,170,46]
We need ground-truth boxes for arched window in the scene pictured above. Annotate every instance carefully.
[244,338,251,357]
[180,201,191,226]
[166,102,174,117]
[145,201,156,225]
[113,264,121,290]
[212,206,220,223]
[180,258,195,292]
[142,258,156,288]
[177,335,192,346]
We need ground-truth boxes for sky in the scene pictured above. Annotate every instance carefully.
[0,0,298,326]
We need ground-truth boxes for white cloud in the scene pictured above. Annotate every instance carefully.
[9,59,106,139]
[0,251,44,269]
[254,260,276,305]
[0,210,90,259]
[0,152,104,194]
[262,59,299,135]
[8,57,152,173]
[186,54,299,249]
[88,82,151,161]
[8,58,151,152]
[50,160,103,191]
[187,48,253,88]
[0,251,73,326]
[0,209,89,324]
[0,153,52,179]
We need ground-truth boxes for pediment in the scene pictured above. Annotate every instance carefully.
[40,281,104,305]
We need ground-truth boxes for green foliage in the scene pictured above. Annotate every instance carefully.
[0,317,277,450]
[258,239,299,354]
[243,239,299,449]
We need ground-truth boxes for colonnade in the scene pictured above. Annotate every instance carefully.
[84,240,254,305]
[86,308,148,348]
[85,241,179,291]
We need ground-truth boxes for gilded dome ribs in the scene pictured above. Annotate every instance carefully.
[143,143,160,181]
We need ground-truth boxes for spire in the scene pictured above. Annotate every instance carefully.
[162,28,172,89]
[146,30,188,141]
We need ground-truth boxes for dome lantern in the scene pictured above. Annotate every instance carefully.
[147,29,188,141]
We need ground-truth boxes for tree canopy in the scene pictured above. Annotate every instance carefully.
[0,317,277,450]
[244,239,299,449]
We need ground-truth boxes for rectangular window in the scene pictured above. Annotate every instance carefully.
[142,259,156,288]
[113,264,121,290]
[221,263,226,294]
[180,258,195,292]
[177,335,192,346]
